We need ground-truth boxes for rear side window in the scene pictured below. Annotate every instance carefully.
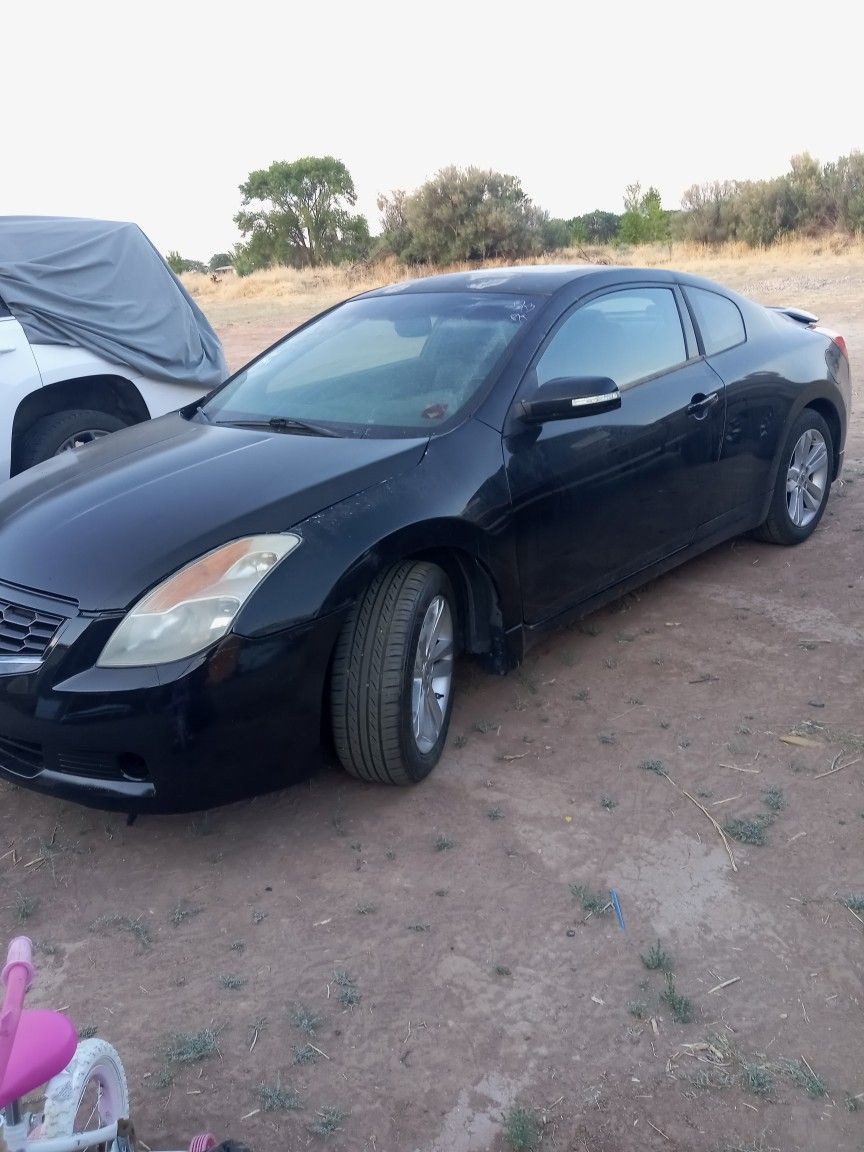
[535,287,687,388]
[686,286,745,355]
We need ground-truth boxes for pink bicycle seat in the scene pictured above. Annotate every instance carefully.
[0,1010,77,1108]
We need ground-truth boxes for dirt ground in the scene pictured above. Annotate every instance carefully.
[2,257,863,1152]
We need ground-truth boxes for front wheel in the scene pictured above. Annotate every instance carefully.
[17,409,129,472]
[331,561,457,785]
[40,1038,130,1148]
[753,410,833,545]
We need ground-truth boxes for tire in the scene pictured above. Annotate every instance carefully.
[753,409,833,545]
[17,409,128,471]
[40,1037,130,1146]
[331,561,457,784]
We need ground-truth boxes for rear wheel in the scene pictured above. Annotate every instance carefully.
[41,1038,129,1148]
[17,409,128,471]
[753,410,833,545]
[331,562,457,784]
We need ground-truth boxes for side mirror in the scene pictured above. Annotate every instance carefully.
[519,376,621,423]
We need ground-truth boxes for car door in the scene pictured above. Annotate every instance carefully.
[0,300,43,480]
[504,285,727,625]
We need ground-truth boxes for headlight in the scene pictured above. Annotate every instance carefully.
[97,534,301,667]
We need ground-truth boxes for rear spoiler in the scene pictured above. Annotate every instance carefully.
[768,306,819,327]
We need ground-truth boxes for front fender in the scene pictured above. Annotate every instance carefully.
[233,419,520,638]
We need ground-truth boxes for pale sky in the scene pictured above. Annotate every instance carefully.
[4,0,861,261]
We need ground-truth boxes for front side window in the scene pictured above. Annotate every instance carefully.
[685,286,746,355]
[535,287,688,388]
[202,292,539,436]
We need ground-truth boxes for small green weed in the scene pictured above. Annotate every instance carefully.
[741,1061,774,1097]
[259,1078,302,1112]
[762,785,787,812]
[780,1057,827,1097]
[473,719,499,734]
[840,894,864,913]
[15,892,35,922]
[407,922,430,932]
[170,900,203,926]
[355,902,376,915]
[600,795,618,810]
[494,964,512,976]
[293,1043,319,1065]
[639,758,665,774]
[487,806,503,820]
[434,833,455,851]
[501,1104,540,1152]
[90,913,151,950]
[333,970,361,1007]
[292,1004,321,1036]
[641,940,673,972]
[569,884,610,916]
[77,1024,98,1040]
[574,687,591,701]
[163,1028,218,1064]
[661,974,693,1024]
[627,1000,649,1019]
[220,974,246,991]
[724,815,772,845]
[308,1107,346,1138]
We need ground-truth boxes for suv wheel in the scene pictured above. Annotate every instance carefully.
[17,410,128,471]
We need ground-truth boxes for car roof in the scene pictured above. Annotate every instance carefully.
[362,264,711,298]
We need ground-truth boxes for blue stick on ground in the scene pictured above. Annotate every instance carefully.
[610,889,625,930]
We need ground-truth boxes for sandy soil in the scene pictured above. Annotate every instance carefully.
[1,259,863,1152]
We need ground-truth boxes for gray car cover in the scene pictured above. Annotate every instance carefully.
[0,217,227,388]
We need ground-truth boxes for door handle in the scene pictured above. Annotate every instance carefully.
[687,391,719,419]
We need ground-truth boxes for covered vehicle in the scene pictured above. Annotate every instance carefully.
[0,265,851,812]
[0,216,226,476]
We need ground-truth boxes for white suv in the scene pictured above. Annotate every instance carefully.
[0,216,226,477]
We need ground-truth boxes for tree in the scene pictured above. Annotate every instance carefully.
[209,252,233,271]
[380,166,548,264]
[234,156,370,270]
[165,251,206,274]
[570,210,621,245]
[618,183,670,245]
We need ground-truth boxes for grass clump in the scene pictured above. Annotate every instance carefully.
[569,884,610,916]
[292,1004,322,1036]
[741,1061,774,1097]
[434,833,455,851]
[627,999,649,1019]
[163,1028,218,1064]
[724,815,772,845]
[779,1058,827,1097]
[407,921,430,933]
[501,1104,541,1151]
[308,1107,346,1138]
[170,900,203,926]
[259,1078,302,1112]
[640,940,673,972]
[600,795,618,810]
[15,893,35,922]
[355,902,376,915]
[661,974,693,1024]
[90,913,151,949]
[639,758,665,774]
[293,1043,319,1065]
[333,970,361,1007]
[762,785,787,812]
[841,894,864,913]
[487,806,504,820]
[220,974,246,990]
[494,964,512,976]
[77,1024,98,1040]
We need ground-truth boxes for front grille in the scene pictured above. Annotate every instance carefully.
[0,598,64,658]
[0,733,44,778]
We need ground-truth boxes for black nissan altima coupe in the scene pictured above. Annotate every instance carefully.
[0,266,851,812]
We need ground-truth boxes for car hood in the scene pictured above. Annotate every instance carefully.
[0,414,428,610]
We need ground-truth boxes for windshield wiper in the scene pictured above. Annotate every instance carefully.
[214,416,339,438]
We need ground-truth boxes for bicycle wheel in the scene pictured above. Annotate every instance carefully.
[40,1038,130,1149]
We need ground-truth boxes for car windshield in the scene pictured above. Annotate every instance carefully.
[201,291,540,436]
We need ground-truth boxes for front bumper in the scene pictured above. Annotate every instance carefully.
[0,583,344,813]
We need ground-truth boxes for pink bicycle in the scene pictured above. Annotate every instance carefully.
[0,937,218,1152]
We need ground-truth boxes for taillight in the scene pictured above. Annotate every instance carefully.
[815,326,848,360]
